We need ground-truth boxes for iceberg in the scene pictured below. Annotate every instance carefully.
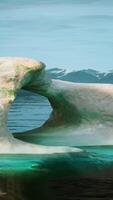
[0,57,81,154]
[0,57,113,154]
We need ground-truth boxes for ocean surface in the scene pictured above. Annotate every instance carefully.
[7,90,52,133]
[0,91,111,199]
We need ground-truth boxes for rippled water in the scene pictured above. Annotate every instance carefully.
[8,90,52,133]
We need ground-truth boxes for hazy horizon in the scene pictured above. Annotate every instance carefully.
[0,0,113,72]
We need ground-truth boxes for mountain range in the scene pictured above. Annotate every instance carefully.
[46,68,113,83]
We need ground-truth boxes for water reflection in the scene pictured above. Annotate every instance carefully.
[0,149,113,200]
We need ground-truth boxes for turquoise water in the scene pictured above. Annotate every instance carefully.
[1,147,113,199]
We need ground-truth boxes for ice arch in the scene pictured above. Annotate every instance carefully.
[0,57,81,154]
[1,57,113,154]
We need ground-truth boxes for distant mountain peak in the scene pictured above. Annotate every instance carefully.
[46,68,113,83]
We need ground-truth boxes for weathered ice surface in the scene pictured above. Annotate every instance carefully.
[18,64,113,147]
[1,57,113,154]
[22,79,113,147]
[0,57,81,154]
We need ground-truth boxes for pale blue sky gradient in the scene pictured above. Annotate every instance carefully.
[0,0,113,71]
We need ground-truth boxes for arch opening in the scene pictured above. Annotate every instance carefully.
[7,89,52,133]
[0,57,81,154]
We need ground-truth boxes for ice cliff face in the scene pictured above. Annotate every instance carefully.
[0,57,44,127]
[0,57,81,154]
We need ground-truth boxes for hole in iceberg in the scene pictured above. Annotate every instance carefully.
[7,89,52,133]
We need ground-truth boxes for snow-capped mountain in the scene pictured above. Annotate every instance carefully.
[46,68,113,83]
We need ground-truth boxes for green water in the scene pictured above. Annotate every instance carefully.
[0,146,113,177]
[0,147,113,199]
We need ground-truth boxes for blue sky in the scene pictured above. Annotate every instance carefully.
[0,0,113,71]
